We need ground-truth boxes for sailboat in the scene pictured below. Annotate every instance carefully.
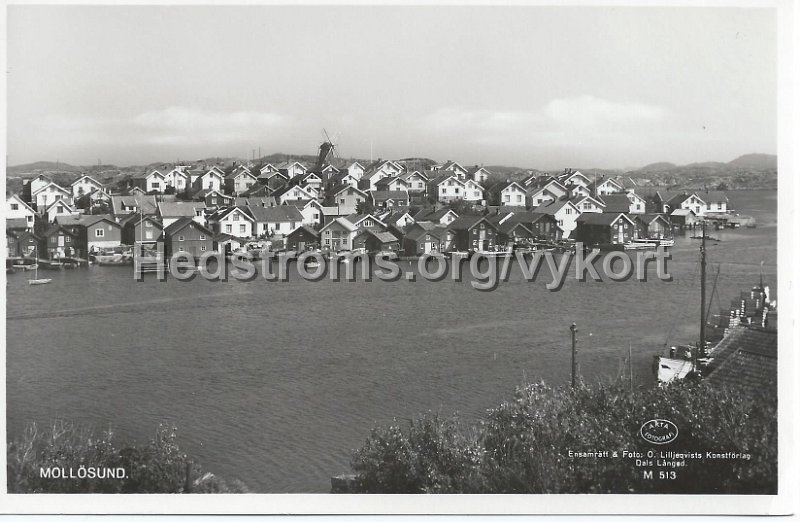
[28,246,52,285]
[654,221,710,383]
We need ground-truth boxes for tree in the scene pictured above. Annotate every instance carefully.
[356,199,375,214]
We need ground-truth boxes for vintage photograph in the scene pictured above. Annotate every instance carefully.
[2,2,790,513]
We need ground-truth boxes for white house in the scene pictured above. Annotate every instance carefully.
[463,180,484,202]
[495,181,527,207]
[536,199,582,238]
[211,206,255,238]
[71,175,104,200]
[437,160,469,180]
[286,199,324,227]
[590,177,625,197]
[399,171,429,193]
[413,208,459,226]
[248,205,304,237]
[32,182,73,210]
[328,185,368,215]
[467,166,492,184]
[28,174,54,198]
[276,161,308,179]
[375,176,410,192]
[527,179,571,207]
[429,174,466,203]
[44,199,79,223]
[6,194,37,230]
[570,195,606,214]
[157,201,208,228]
[133,170,166,193]
[198,169,225,192]
[163,168,190,192]
[225,168,258,195]
[345,161,366,180]
[275,184,317,204]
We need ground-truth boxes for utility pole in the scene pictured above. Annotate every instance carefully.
[570,323,579,388]
[700,220,707,358]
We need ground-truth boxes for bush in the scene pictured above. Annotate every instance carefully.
[350,381,777,494]
[7,421,247,493]
[351,413,485,493]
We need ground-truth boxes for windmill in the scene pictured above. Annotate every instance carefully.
[315,128,344,171]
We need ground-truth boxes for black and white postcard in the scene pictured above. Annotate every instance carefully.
[1,0,795,515]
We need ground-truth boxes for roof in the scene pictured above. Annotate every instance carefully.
[488,180,525,194]
[535,198,576,215]
[699,190,729,203]
[213,206,255,222]
[71,175,102,187]
[42,223,78,238]
[414,208,458,222]
[110,194,159,214]
[354,229,399,243]
[576,212,635,226]
[506,211,554,225]
[246,205,304,223]
[157,202,206,217]
[637,213,670,225]
[321,217,358,233]
[498,220,533,235]
[706,327,777,399]
[163,216,213,236]
[287,225,319,238]
[405,224,448,242]
[119,213,163,228]
[55,213,120,228]
[371,190,410,202]
[670,208,695,217]
[447,215,490,231]
[375,176,408,188]
[6,218,30,230]
[598,194,633,213]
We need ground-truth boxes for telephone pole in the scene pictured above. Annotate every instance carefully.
[570,323,579,388]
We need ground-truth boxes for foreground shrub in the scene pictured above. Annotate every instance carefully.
[7,421,247,493]
[351,380,777,494]
[351,412,485,493]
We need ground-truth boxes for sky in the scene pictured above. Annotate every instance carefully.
[6,5,778,170]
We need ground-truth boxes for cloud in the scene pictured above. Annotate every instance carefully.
[41,106,289,148]
[420,96,675,164]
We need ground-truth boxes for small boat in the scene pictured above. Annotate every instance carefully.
[28,247,52,285]
[658,238,675,247]
[624,239,657,250]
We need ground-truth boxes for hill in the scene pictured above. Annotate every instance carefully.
[728,153,777,170]
[6,161,82,175]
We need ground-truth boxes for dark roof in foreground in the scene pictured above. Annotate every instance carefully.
[706,326,777,399]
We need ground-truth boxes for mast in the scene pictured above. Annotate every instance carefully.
[699,220,707,356]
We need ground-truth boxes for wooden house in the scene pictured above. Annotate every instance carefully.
[352,229,401,254]
[574,212,637,246]
[446,215,498,252]
[163,217,214,259]
[285,225,320,251]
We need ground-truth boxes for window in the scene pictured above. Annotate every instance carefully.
[95,229,104,237]
[313,213,319,220]
[211,197,217,205]
[145,221,153,228]
[324,239,330,245]
[340,198,346,204]
[504,195,510,202]
[325,230,331,236]
[179,235,185,241]
[516,195,522,202]
[27,216,33,223]
[179,247,185,252]
[201,246,207,252]
[200,234,206,240]
[717,203,723,210]
[233,214,240,221]
[65,236,71,243]
[239,224,246,233]
[152,182,160,189]
[342,238,348,245]
[290,222,296,229]
[225,224,232,233]
[10,203,18,210]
